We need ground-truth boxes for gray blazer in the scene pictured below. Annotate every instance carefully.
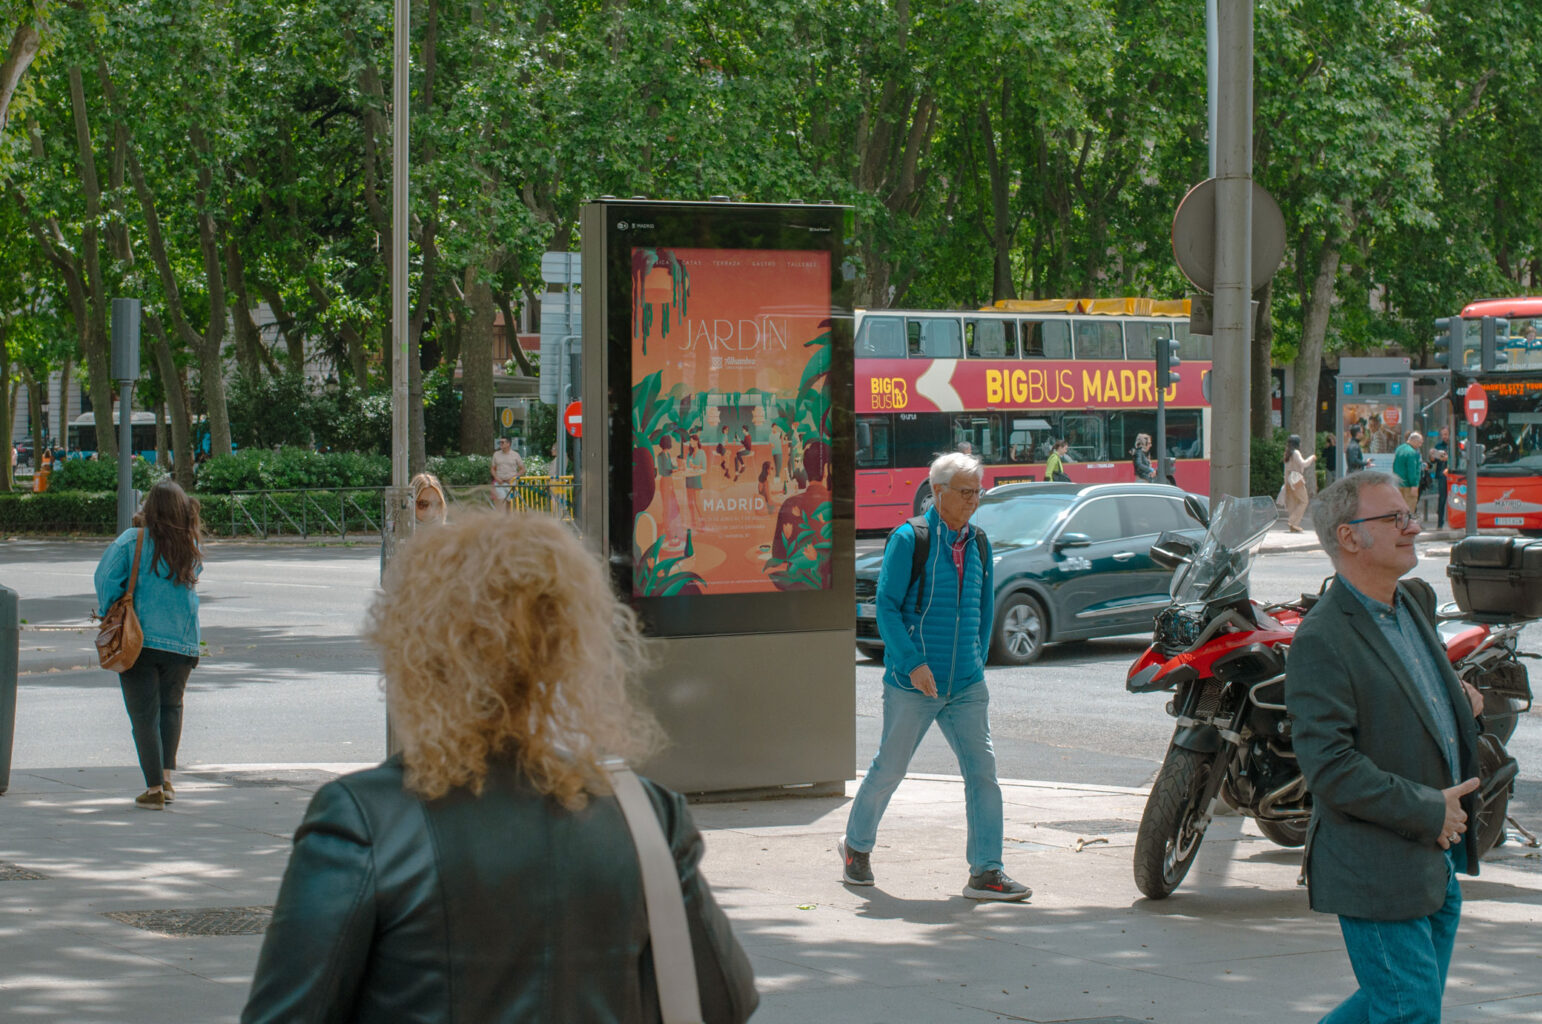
[1285,577,1480,921]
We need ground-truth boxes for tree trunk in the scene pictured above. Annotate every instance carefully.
[258,282,305,371]
[0,323,11,491]
[495,291,535,375]
[1289,208,1353,451]
[978,94,1017,303]
[153,395,168,471]
[1251,279,1275,438]
[0,23,41,131]
[225,235,266,378]
[145,314,195,489]
[459,267,496,457]
[67,65,118,463]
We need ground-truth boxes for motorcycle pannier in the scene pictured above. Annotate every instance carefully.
[1447,537,1542,620]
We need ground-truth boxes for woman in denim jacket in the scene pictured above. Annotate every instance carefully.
[94,480,203,809]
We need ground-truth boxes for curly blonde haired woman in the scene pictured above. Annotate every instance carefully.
[243,511,758,1023]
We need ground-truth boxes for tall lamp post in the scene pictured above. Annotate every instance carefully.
[111,298,142,532]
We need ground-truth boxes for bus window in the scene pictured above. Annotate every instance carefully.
[856,416,892,468]
[1061,412,1107,462]
[894,412,951,468]
[952,414,1004,462]
[907,317,963,358]
[1164,409,1204,459]
[966,318,1015,359]
[1176,322,1211,361]
[1020,319,1071,359]
[1006,417,1054,463]
[856,316,905,358]
[1110,410,1158,460]
[1125,321,1173,361]
[1073,320,1125,360]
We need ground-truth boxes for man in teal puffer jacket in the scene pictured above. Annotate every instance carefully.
[838,452,1030,901]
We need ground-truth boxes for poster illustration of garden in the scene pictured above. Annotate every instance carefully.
[630,247,833,597]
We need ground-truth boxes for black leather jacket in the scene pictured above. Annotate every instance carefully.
[242,756,758,1023]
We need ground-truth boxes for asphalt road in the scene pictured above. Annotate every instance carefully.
[3,538,1539,824]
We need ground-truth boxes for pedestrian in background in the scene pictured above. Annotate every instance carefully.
[1282,434,1316,533]
[410,472,447,526]
[243,511,758,1023]
[1430,425,1450,528]
[839,451,1030,902]
[1393,429,1425,514]
[490,436,525,503]
[93,480,203,810]
[1045,438,1071,482]
[1343,424,1370,473]
[1287,471,1484,1023]
[1131,432,1157,482]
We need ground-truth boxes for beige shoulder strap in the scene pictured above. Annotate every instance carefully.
[604,759,703,1024]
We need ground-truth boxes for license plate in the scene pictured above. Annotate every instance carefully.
[1496,516,1525,526]
[857,602,877,619]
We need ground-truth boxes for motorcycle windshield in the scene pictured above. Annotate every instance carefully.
[1169,495,1280,604]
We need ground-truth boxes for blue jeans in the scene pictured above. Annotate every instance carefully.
[844,681,1003,875]
[1321,849,1463,1024]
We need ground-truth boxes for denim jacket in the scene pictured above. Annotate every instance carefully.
[94,528,202,658]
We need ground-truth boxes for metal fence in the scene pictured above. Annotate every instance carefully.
[221,477,577,539]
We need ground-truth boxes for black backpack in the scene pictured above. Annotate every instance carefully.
[886,515,989,613]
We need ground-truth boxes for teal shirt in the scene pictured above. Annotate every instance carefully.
[1392,443,1422,488]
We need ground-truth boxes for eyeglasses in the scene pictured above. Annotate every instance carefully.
[1347,509,1416,530]
[948,485,982,500]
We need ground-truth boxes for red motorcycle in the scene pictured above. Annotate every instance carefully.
[1126,496,1531,900]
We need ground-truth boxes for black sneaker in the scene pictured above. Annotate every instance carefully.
[963,869,1030,901]
[838,838,874,886]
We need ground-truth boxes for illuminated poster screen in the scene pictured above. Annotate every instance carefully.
[629,247,833,597]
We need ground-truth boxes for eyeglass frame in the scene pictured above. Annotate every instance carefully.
[944,482,983,501]
[1346,509,1417,531]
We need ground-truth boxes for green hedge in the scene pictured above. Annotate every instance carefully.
[50,457,166,493]
[196,448,391,493]
[0,491,120,534]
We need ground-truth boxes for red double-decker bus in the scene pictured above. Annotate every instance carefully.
[1448,297,1542,535]
[855,298,1212,532]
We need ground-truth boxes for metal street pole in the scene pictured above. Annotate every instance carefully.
[1210,0,1252,503]
[111,298,142,533]
[385,0,410,756]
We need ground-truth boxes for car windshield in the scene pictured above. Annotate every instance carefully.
[971,493,1075,547]
[1169,495,1278,604]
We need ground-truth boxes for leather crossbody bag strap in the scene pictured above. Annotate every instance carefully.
[604,759,703,1024]
[126,528,145,599]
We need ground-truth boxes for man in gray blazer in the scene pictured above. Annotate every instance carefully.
[1287,470,1485,1023]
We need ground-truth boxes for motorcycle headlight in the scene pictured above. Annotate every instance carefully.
[1155,606,1208,654]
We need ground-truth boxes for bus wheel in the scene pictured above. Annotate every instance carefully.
[913,483,934,516]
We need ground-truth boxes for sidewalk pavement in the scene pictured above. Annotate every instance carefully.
[2,763,1540,1023]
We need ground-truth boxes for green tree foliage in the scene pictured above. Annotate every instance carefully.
[0,0,1537,465]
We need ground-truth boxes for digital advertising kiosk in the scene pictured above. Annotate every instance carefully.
[579,199,856,795]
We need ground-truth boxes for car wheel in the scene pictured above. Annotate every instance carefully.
[913,483,934,517]
[992,593,1047,665]
[856,643,885,662]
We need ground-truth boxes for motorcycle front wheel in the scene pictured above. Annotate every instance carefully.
[1134,745,1217,899]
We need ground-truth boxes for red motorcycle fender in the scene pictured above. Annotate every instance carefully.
[1173,721,1223,754]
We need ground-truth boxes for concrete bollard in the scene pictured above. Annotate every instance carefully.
[0,585,16,795]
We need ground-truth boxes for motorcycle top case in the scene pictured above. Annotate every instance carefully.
[1447,537,1542,620]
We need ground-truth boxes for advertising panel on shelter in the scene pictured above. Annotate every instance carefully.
[629,247,833,597]
[595,200,854,639]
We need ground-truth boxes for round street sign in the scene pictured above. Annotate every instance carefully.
[1465,383,1488,427]
[499,407,515,428]
[564,400,583,438]
[1171,178,1287,294]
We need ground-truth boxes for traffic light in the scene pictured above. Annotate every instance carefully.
[1433,317,1456,368]
[1157,337,1182,390]
[1480,316,1510,371]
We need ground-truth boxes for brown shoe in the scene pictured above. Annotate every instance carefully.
[162,780,175,802]
[134,789,165,810]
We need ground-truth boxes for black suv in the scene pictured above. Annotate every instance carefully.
[855,482,1209,665]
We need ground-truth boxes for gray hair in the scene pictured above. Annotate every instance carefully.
[929,450,984,491]
[1312,470,1396,561]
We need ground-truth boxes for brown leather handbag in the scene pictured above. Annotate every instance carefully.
[96,529,145,673]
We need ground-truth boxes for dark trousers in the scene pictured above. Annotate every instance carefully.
[119,647,196,788]
[1434,473,1447,528]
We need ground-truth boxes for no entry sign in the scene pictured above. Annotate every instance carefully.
[1465,383,1488,427]
[564,400,583,438]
